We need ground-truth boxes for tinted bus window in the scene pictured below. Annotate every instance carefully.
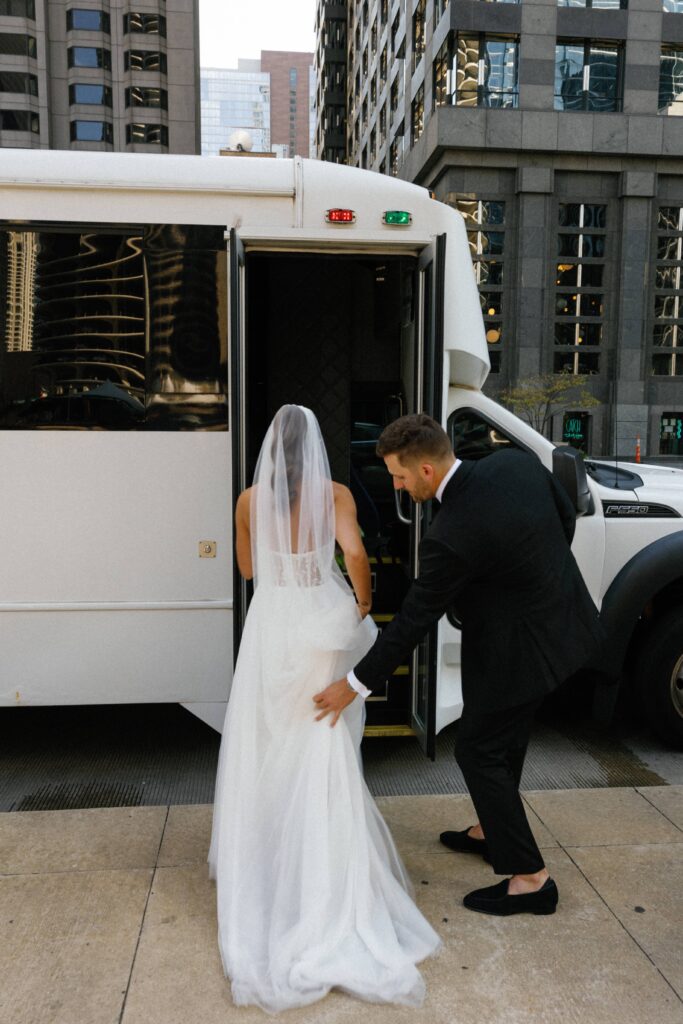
[0,224,227,430]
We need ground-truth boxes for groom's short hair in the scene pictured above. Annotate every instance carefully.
[377,414,453,464]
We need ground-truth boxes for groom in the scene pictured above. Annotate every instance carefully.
[314,413,603,916]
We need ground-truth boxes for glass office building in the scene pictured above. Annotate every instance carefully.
[200,63,271,156]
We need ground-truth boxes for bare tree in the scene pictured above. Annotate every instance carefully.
[499,374,599,439]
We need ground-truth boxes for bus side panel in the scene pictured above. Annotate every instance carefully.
[0,432,234,705]
[0,433,232,603]
[0,608,232,706]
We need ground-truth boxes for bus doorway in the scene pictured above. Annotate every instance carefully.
[233,247,444,746]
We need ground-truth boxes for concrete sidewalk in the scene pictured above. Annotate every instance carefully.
[1,787,682,1024]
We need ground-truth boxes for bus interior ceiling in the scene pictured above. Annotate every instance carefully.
[245,251,418,725]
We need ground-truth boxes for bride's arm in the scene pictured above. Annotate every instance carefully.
[333,484,372,616]
[235,489,253,580]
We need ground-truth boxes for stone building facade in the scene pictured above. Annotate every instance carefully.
[0,0,199,153]
[261,50,315,159]
[315,0,683,458]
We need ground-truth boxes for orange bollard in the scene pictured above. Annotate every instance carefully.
[635,434,641,463]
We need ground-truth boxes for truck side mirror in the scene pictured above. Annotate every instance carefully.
[553,446,592,516]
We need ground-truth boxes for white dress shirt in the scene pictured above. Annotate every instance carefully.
[347,458,461,699]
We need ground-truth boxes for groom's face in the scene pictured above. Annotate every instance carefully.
[383,453,435,503]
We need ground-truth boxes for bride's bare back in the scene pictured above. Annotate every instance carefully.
[235,482,372,614]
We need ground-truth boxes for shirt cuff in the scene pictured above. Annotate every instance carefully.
[347,669,372,700]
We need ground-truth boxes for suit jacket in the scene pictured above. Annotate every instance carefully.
[354,449,604,713]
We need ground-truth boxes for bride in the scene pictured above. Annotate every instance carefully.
[208,404,440,1014]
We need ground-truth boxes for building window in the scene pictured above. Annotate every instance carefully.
[0,71,38,94]
[659,47,683,113]
[390,76,400,115]
[379,102,386,146]
[390,120,404,175]
[391,13,401,55]
[379,44,387,90]
[660,414,683,454]
[370,19,377,57]
[411,84,424,143]
[69,82,112,105]
[433,37,452,107]
[124,13,166,36]
[68,46,111,69]
[448,197,506,373]
[125,85,167,108]
[70,119,112,142]
[124,50,167,73]
[434,0,450,27]
[663,0,683,9]
[454,34,519,108]
[554,203,607,374]
[652,207,683,376]
[555,40,622,111]
[558,0,626,6]
[126,122,169,145]
[412,0,426,71]
[0,32,37,57]
[66,9,110,32]
[0,0,35,15]
[0,108,38,132]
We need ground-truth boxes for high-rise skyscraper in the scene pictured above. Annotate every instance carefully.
[315,0,683,459]
[0,0,199,152]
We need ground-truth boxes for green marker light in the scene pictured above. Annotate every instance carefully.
[383,210,412,226]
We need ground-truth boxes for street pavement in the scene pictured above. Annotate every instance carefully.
[1,787,683,1024]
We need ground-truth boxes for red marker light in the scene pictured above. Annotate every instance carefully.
[326,208,356,224]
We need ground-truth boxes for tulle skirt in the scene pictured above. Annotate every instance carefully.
[208,575,441,1013]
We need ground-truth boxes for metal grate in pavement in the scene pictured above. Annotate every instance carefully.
[0,701,675,812]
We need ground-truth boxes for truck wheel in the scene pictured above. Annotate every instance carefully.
[635,608,683,749]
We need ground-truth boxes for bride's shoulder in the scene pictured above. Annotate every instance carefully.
[236,487,253,517]
[332,481,354,507]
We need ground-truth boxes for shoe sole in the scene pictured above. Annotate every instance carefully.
[463,902,557,917]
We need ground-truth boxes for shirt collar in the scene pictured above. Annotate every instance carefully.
[436,459,461,503]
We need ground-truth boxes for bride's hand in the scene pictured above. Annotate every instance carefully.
[313,679,356,726]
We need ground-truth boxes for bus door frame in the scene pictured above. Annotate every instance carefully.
[229,228,249,663]
[228,229,446,759]
[409,234,446,758]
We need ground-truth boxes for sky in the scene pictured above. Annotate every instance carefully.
[199,0,317,70]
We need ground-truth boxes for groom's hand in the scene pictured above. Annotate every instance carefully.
[313,678,356,727]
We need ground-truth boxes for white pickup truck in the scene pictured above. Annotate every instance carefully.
[442,389,683,750]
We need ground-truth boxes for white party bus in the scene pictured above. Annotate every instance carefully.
[2,149,683,754]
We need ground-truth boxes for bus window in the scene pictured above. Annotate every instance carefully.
[448,408,520,460]
[0,224,227,430]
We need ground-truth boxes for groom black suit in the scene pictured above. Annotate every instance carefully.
[354,448,603,875]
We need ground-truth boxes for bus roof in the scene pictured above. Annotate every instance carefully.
[0,149,429,204]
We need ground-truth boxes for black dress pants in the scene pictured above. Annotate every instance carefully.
[454,696,545,876]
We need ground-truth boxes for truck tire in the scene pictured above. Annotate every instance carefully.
[635,608,683,749]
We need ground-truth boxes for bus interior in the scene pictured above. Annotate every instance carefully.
[243,251,426,732]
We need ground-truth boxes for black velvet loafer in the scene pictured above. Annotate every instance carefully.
[439,827,491,863]
[463,877,558,916]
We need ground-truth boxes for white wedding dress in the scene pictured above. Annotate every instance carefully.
[208,406,440,1014]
